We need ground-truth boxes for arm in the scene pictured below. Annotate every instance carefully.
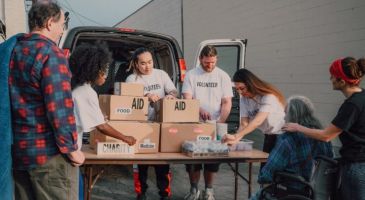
[96,123,136,146]
[183,92,210,120]
[42,48,79,155]
[183,92,192,99]
[217,97,232,123]
[282,123,341,142]
[165,90,178,99]
[162,70,178,99]
[223,112,269,144]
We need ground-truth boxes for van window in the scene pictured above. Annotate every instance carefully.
[215,45,240,78]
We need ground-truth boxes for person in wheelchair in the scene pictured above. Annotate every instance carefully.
[250,95,334,200]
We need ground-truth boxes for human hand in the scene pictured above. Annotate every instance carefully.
[67,150,85,167]
[282,123,300,132]
[147,93,160,103]
[123,136,137,146]
[104,115,109,122]
[200,108,211,121]
[164,94,175,100]
[222,134,241,145]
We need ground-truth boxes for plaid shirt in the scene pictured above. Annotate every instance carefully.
[9,33,78,170]
[258,132,333,185]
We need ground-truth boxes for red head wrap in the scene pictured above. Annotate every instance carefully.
[329,58,360,85]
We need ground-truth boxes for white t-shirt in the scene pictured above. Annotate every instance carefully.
[126,68,176,120]
[72,83,105,149]
[182,66,233,121]
[240,94,285,135]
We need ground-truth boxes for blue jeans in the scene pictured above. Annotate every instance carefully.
[79,170,84,200]
[340,162,365,200]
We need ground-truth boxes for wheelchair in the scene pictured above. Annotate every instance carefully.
[259,155,339,200]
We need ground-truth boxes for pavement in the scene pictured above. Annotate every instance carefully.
[89,132,265,200]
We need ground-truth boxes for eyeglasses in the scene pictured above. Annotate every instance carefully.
[235,86,247,92]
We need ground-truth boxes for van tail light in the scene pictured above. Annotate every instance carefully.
[117,28,136,32]
[63,48,70,58]
[179,58,187,82]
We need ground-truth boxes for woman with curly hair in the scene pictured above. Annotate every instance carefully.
[70,43,136,149]
[70,43,137,199]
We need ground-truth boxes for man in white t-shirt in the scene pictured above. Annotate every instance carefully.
[182,45,233,200]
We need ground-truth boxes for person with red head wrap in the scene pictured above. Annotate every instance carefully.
[283,57,365,200]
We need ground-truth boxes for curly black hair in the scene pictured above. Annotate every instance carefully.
[69,43,112,90]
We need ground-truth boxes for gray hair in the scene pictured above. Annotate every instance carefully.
[285,95,322,129]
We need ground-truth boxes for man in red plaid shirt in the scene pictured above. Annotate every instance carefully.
[9,2,84,199]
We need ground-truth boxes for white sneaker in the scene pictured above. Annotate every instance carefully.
[202,188,215,200]
[184,188,201,200]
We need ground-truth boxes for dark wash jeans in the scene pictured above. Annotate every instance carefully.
[340,161,365,200]
[13,154,78,200]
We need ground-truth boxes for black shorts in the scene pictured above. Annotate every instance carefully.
[185,163,220,173]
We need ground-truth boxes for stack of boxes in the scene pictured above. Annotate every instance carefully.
[90,82,160,154]
[157,99,216,153]
[90,82,216,155]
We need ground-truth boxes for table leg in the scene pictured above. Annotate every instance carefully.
[85,165,93,200]
[248,163,252,198]
[234,162,238,200]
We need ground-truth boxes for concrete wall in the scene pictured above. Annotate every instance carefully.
[115,0,182,46]
[1,0,27,40]
[116,0,365,137]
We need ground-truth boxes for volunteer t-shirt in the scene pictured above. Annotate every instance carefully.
[72,83,105,149]
[126,68,176,120]
[332,89,365,162]
[240,94,285,135]
[182,66,233,120]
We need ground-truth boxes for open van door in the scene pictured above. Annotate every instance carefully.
[193,39,247,133]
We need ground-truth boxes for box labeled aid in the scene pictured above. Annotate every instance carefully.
[155,99,199,122]
[99,95,148,121]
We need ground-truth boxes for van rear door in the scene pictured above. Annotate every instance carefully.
[193,39,247,133]
[59,26,185,94]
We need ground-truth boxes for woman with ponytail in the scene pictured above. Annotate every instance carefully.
[283,57,365,199]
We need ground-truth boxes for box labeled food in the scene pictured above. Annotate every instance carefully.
[114,82,144,97]
[160,122,215,153]
[155,99,199,122]
[99,95,148,121]
[90,121,160,154]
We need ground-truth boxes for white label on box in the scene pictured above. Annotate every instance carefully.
[197,135,211,141]
[139,143,156,149]
[139,139,156,149]
[97,142,135,154]
[115,107,132,115]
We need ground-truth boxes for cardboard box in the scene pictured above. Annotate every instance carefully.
[90,121,160,154]
[155,99,200,122]
[114,82,144,97]
[99,95,148,121]
[96,142,135,155]
[160,122,215,153]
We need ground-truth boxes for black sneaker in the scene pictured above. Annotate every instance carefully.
[137,194,147,200]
